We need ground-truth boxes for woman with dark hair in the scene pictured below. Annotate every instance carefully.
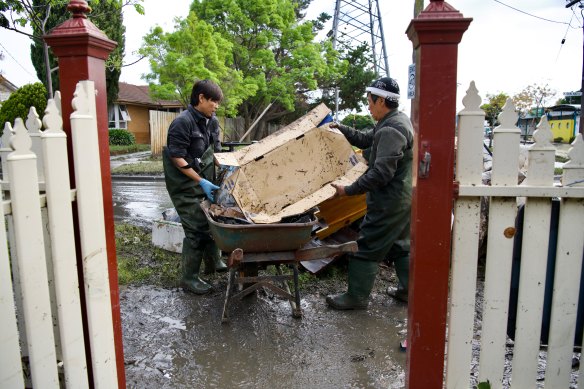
[163,79,227,295]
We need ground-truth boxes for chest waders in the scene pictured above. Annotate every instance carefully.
[163,145,227,295]
[327,128,413,310]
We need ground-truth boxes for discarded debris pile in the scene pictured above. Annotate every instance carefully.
[207,203,316,226]
[214,103,367,224]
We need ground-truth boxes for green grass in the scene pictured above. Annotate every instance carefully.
[111,160,163,175]
[115,223,181,286]
[110,144,150,155]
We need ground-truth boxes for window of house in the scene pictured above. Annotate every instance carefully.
[108,104,131,129]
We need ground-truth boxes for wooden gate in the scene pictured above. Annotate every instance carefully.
[445,82,584,388]
[0,81,118,388]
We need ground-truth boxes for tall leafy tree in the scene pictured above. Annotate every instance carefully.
[141,0,346,139]
[480,92,508,127]
[512,83,556,117]
[140,13,257,117]
[319,42,376,112]
[1,0,143,98]
[29,0,126,105]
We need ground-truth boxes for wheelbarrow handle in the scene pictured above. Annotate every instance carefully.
[294,241,357,262]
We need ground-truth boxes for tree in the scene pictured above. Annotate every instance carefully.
[1,0,143,97]
[319,43,375,112]
[512,84,556,117]
[0,82,47,134]
[141,0,346,139]
[340,113,374,131]
[140,13,256,117]
[29,0,126,105]
[556,92,581,105]
[480,92,508,127]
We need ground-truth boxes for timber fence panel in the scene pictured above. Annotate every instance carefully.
[41,98,89,388]
[70,80,118,388]
[7,118,59,388]
[150,110,178,157]
[446,82,484,388]
[0,188,24,389]
[546,135,584,387]
[510,117,556,387]
[477,99,521,388]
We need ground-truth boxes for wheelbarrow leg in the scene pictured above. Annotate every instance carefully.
[291,263,302,318]
[222,268,236,323]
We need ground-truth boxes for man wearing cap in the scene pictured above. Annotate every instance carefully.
[326,77,413,310]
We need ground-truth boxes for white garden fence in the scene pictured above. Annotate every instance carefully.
[446,82,584,388]
[0,81,118,388]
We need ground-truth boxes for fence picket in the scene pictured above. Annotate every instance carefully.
[70,81,117,388]
[545,198,584,387]
[0,188,24,389]
[1,122,13,183]
[478,99,521,388]
[446,82,484,388]
[546,134,584,387]
[41,98,89,388]
[26,107,45,184]
[7,118,59,388]
[510,116,556,387]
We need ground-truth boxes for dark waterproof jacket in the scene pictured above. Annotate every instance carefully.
[337,110,413,208]
[336,110,414,262]
[165,106,218,172]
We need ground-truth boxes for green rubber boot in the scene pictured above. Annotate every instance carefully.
[202,241,228,274]
[326,259,379,310]
[181,238,212,294]
[387,255,409,303]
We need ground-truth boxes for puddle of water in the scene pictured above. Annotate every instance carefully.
[121,284,407,389]
[112,180,173,227]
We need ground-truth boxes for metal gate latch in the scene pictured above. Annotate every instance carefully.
[419,150,431,178]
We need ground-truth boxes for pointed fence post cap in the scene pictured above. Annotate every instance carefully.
[67,0,91,19]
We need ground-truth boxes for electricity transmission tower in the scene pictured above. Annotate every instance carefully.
[331,0,390,78]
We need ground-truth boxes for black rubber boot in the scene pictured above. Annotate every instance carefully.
[203,242,228,274]
[387,255,409,303]
[326,259,379,310]
[181,238,212,294]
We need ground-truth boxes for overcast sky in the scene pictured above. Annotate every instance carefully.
[0,0,582,112]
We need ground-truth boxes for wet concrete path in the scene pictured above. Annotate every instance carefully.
[121,280,408,389]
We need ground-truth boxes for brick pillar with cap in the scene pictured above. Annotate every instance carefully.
[405,1,471,387]
[44,1,125,387]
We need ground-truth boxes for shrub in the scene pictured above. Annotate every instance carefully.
[0,83,47,135]
[569,136,576,144]
[109,128,135,145]
[553,137,564,143]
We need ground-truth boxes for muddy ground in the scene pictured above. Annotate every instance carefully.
[119,237,408,389]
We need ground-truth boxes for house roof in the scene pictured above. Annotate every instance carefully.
[0,74,18,92]
[117,82,184,108]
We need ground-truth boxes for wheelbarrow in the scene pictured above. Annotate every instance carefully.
[200,201,358,322]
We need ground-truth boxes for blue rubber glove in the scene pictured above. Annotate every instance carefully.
[199,178,220,202]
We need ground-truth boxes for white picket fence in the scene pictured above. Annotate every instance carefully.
[0,81,118,388]
[446,82,584,388]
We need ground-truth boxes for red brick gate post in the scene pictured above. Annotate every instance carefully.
[405,1,471,387]
[44,1,125,387]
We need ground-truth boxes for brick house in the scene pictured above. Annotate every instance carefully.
[110,82,183,144]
